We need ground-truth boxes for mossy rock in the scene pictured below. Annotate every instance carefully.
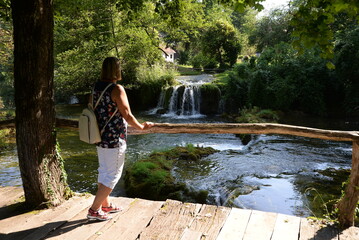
[124,145,218,203]
[163,87,174,110]
[236,134,252,145]
[200,84,221,114]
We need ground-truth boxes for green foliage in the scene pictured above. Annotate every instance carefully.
[235,106,279,123]
[0,0,11,21]
[222,43,341,115]
[200,83,222,114]
[334,25,359,115]
[135,63,177,86]
[0,17,14,107]
[190,52,218,69]
[200,20,241,68]
[249,8,292,52]
[0,128,15,151]
[290,0,359,59]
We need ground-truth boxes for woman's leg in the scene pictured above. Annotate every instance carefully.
[90,183,112,211]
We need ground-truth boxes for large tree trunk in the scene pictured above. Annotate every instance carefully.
[11,0,70,207]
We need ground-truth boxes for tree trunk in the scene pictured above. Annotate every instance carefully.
[11,0,70,207]
[337,141,359,228]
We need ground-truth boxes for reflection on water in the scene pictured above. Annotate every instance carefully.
[0,105,356,218]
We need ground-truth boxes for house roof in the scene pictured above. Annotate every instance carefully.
[160,47,176,55]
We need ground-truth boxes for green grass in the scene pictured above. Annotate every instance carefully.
[177,65,202,75]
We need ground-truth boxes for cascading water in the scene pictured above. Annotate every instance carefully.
[151,74,215,118]
[168,85,201,116]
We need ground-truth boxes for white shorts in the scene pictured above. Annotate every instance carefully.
[96,140,127,189]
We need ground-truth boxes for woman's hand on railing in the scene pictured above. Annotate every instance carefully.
[142,122,155,130]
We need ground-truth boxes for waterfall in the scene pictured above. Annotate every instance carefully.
[153,85,204,118]
[148,90,165,114]
[179,85,201,116]
[168,85,180,114]
[150,74,218,118]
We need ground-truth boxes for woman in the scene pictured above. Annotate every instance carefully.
[87,57,154,221]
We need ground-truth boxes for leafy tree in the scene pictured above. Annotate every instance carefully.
[201,20,241,68]
[230,7,258,55]
[249,8,292,52]
[290,0,359,61]
[53,0,117,101]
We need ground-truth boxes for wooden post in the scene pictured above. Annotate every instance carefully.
[337,141,359,228]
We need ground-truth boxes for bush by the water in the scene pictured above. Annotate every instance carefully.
[235,106,280,123]
[124,144,219,203]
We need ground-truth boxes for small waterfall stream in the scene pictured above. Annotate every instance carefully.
[166,85,202,117]
[150,74,216,118]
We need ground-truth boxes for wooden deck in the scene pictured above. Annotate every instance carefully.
[0,187,358,240]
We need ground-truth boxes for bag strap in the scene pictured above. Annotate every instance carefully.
[100,108,118,135]
[92,83,114,109]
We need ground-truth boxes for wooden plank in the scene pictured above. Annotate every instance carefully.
[34,119,359,142]
[271,213,301,240]
[242,210,277,240]
[188,204,231,240]
[0,194,94,240]
[129,123,359,142]
[93,198,164,240]
[299,218,321,240]
[180,228,202,240]
[138,199,202,240]
[216,208,252,240]
[339,226,359,240]
[20,195,95,240]
[44,197,134,240]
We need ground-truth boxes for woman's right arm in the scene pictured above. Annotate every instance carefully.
[111,84,153,130]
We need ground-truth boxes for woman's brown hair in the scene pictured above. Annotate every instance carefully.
[100,57,121,81]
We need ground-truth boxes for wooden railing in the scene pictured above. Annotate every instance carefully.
[1,118,359,228]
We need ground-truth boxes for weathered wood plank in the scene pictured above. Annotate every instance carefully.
[131,123,359,142]
[3,119,358,142]
[180,229,203,240]
[339,226,359,240]
[0,194,94,240]
[20,195,95,240]
[44,197,134,240]
[216,208,252,240]
[242,210,277,240]
[271,213,301,240]
[93,198,164,240]
[188,205,231,240]
[138,200,202,240]
[299,218,321,240]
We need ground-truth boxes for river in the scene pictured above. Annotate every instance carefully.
[0,74,357,218]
